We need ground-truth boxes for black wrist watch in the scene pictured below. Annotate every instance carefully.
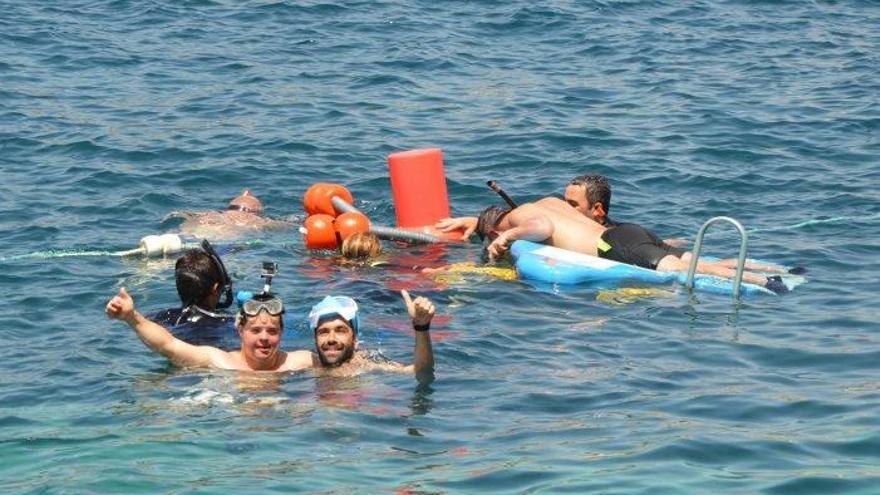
[413,322,430,332]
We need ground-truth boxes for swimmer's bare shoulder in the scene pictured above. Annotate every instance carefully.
[283,350,317,371]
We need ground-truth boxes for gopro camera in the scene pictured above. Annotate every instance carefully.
[261,261,277,278]
[260,261,278,295]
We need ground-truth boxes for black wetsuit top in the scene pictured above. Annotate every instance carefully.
[151,306,237,348]
[603,216,621,228]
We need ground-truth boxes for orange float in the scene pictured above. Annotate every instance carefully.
[303,183,353,216]
[302,183,325,215]
[335,211,371,241]
[303,214,338,249]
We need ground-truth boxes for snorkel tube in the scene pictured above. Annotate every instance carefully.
[200,239,234,309]
[487,180,518,209]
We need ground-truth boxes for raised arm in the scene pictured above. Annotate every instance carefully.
[105,288,224,368]
[400,290,435,380]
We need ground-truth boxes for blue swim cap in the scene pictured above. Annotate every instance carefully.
[308,296,359,335]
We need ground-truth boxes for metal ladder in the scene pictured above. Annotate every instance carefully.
[685,216,748,300]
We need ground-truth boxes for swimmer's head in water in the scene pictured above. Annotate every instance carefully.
[227,189,264,214]
[476,205,512,241]
[308,296,359,367]
[308,295,359,335]
[236,309,284,366]
[175,249,223,308]
[341,232,382,260]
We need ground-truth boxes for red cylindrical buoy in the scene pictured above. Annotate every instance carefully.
[388,148,451,229]
[303,214,339,249]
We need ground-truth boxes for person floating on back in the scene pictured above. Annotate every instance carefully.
[166,189,293,241]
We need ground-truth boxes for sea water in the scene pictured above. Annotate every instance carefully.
[1,1,878,493]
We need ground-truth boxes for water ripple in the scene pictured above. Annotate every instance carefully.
[1,0,879,493]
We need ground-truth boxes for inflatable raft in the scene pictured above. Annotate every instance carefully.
[511,240,803,296]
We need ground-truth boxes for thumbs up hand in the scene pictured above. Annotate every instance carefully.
[401,290,435,327]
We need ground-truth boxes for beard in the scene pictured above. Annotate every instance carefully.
[316,343,355,368]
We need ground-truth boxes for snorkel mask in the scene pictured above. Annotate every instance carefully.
[237,261,285,318]
[308,296,360,335]
[200,239,234,309]
[487,180,518,209]
[240,293,285,317]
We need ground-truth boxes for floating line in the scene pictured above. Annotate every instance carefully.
[748,212,880,234]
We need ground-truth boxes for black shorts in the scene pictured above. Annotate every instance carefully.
[596,223,686,270]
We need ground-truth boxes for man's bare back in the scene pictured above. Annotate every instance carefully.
[480,197,786,292]
[490,198,606,258]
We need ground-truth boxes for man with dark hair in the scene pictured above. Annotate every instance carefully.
[152,242,235,329]
[473,197,789,293]
[564,174,612,225]
[175,249,223,308]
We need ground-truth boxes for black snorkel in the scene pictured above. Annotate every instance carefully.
[200,239,234,309]
[487,180,518,209]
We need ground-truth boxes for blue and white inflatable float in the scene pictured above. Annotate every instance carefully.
[510,240,802,296]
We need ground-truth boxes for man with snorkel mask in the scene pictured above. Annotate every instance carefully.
[105,267,436,374]
[306,292,435,377]
[107,287,304,372]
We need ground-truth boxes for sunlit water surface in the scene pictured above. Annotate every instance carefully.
[1,1,878,493]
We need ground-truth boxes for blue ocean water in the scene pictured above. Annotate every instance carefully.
[1,0,879,493]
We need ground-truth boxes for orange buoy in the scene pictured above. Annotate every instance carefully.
[335,211,371,241]
[388,148,465,241]
[303,183,354,216]
[388,148,451,228]
[303,183,329,216]
[303,214,338,249]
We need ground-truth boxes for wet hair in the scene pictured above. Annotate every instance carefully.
[341,232,382,260]
[175,249,222,307]
[476,205,512,241]
[569,174,612,214]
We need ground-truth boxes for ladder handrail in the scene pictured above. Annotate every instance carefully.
[685,216,749,300]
